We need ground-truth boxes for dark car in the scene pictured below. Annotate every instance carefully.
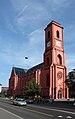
[26,98,34,104]
[42,97,54,103]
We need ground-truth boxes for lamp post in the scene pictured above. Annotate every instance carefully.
[24,57,29,68]
[25,57,28,59]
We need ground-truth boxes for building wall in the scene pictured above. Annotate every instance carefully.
[41,21,68,99]
[9,21,68,99]
[9,69,36,97]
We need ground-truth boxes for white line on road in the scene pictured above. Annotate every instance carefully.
[0,107,24,119]
[57,115,63,118]
[16,106,54,117]
[28,105,75,115]
[66,116,72,119]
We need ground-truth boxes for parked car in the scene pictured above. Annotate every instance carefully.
[13,98,27,106]
[42,97,54,103]
[26,98,35,104]
[73,99,75,106]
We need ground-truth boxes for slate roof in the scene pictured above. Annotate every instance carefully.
[13,63,43,76]
[14,67,27,76]
[27,63,43,73]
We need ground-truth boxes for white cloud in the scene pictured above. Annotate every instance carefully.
[9,0,71,35]
[10,0,27,12]
[0,28,44,69]
[21,28,45,67]
[16,5,28,18]
[52,0,70,10]
[65,25,75,43]
[28,29,44,45]
[66,55,75,72]
[5,19,18,34]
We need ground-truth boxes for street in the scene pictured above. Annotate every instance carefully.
[0,98,75,119]
[0,107,23,119]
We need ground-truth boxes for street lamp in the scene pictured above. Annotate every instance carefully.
[25,57,28,59]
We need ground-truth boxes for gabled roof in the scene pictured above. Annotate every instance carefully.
[14,67,27,76]
[27,63,43,73]
[13,63,43,76]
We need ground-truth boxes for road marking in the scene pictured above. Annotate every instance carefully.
[15,106,54,117]
[66,116,72,119]
[28,105,75,115]
[58,115,63,118]
[0,107,24,119]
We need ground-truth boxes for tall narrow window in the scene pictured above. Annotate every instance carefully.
[56,30,59,38]
[57,54,62,65]
[47,57,49,65]
[48,31,50,38]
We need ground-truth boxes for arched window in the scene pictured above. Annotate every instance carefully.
[56,30,59,38]
[58,88,63,99]
[57,54,62,65]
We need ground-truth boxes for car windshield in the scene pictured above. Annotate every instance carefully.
[16,98,25,101]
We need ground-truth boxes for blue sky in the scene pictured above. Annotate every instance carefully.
[0,0,75,87]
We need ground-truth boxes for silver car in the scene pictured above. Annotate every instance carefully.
[13,98,27,106]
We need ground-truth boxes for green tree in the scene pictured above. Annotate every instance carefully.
[1,90,8,97]
[65,69,75,88]
[24,78,41,97]
[65,69,75,97]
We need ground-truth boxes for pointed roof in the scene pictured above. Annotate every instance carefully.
[12,63,43,76]
[14,67,27,76]
[27,63,43,73]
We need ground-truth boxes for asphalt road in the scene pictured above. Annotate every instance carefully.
[0,98,75,119]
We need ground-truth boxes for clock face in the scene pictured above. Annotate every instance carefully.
[56,41,61,47]
[47,41,51,47]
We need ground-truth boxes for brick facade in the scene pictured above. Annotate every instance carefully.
[8,21,68,99]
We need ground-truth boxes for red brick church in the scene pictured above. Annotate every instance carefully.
[9,20,68,99]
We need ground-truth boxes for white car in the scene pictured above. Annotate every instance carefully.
[13,98,27,106]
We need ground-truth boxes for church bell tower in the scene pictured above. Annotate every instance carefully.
[43,21,68,99]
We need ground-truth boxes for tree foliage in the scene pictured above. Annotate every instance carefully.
[65,69,75,97]
[65,69,75,88]
[24,78,41,97]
